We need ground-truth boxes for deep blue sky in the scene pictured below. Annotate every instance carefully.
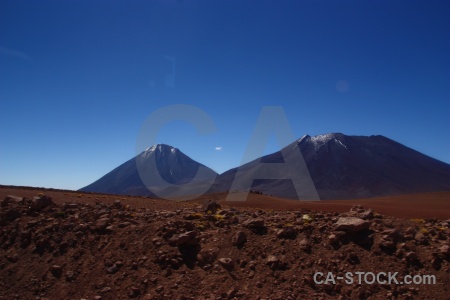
[1,0,449,190]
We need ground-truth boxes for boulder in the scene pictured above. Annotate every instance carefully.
[30,195,55,212]
[440,245,450,256]
[299,238,311,253]
[51,265,62,278]
[276,227,297,239]
[202,200,221,213]
[232,231,247,247]
[2,195,24,207]
[242,218,265,228]
[266,255,280,270]
[334,217,370,232]
[95,218,110,231]
[169,231,199,246]
[218,258,234,270]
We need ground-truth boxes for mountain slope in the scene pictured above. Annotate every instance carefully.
[79,144,218,197]
[211,133,450,199]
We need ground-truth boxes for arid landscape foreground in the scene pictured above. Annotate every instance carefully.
[0,185,449,299]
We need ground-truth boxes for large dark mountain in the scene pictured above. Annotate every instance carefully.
[79,144,218,197]
[81,134,450,200]
[210,133,450,199]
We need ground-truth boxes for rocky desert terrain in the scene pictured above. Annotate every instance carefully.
[0,186,449,299]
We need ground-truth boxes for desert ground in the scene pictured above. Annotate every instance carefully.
[0,185,449,299]
[1,186,449,219]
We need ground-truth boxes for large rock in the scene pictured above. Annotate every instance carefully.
[232,231,247,247]
[266,255,280,270]
[168,231,199,246]
[242,218,265,228]
[218,258,234,270]
[440,245,450,256]
[334,217,370,232]
[202,200,221,213]
[30,195,55,212]
[1,195,24,207]
[276,227,297,239]
[0,208,21,225]
[95,218,110,231]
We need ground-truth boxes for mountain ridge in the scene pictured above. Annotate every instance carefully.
[80,134,450,199]
[209,133,450,199]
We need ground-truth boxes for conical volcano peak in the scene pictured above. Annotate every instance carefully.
[144,144,178,154]
[81,143,217,196]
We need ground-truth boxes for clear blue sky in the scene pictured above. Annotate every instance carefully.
[1,0,449,190]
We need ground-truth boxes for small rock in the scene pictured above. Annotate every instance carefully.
[232,231,247,247]
[106,263,120,274]
[406,251,417,260]
[114,200,123,209]
[169,230,199,246]
[383,229,402,241]
[334,217,370,232]
[51,265,62,278]
[128,286,140,298]
[118,222,131,228]
[218,258,234,270]
[276,227,297,239]
[266,255,280,270]
[302,214,313,223]
[100,287,112,293]
[299,239,311,253]
[328,234,339,245]
[30,195,55,212]
[2,195,23,206]
[6,253,18,263]
[440,245,450,256]
[226,287,238,299]
[202,200,221,213]
[66,203,79,209]
[242,218,265,228]
[96,218,110,231]
[404,227,416,239]
[2,208,21,223]
[65,271,75,281]
[414,232,427,244]
[358,210,374,220]
[380,239,396,249]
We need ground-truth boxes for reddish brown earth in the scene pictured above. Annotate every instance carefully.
[0,186,449,299]
[215,192,450,220]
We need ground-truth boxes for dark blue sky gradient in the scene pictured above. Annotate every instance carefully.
[1,0,449,189]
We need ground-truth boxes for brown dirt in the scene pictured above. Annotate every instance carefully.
[0,186,449,299]
[215,191,450,220]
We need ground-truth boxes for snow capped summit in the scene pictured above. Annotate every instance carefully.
[310,133,335,144]
[143,144,179,154]
[304,133,349,151]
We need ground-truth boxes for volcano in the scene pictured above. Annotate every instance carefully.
[80,144,218,197]
[211,133,450,199]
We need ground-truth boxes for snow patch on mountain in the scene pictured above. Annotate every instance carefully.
[308,133,349,151]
